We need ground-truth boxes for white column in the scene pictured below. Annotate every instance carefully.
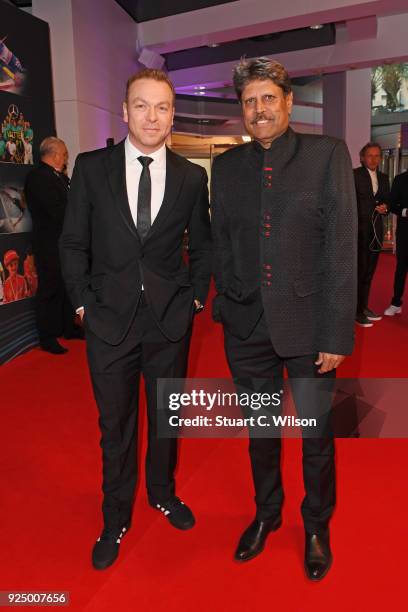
[31,0,139,167]
[32,0,80,164]
[323,68,371,167]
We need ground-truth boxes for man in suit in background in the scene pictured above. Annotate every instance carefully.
[384,170,408,316]
[25,137,80,354]
[211,57,357,580]
[60,69,212,570]
[354,143,390,327]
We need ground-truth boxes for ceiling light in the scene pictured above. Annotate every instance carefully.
[310,24,323,30]
[208,43,219,48]
[194,86,206,90]
[242,135,251,142]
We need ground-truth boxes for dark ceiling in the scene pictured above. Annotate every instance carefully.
[7,0,31,7]
[115,0,238,23]
[164,25,335,71]
[7,0,239,19]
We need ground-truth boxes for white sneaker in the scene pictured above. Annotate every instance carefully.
[384,304,402,316]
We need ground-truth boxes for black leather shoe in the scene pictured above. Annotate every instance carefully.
[92,524,130,570]
[151,497,195,530]
[304,530,332,581]
[234,516,282,562]
[40,339,68,354]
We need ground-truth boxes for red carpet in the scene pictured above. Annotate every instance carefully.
[1,252,407,610]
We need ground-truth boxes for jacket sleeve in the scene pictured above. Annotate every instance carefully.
[59,154,92,310]
[389,175,404,216]
[210,157,232,296]
[319,140,358,355]
[187,167,212,305]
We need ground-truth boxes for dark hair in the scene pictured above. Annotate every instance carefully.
[125,68,175,104]
[359,142,382,158]
[233,57,292,101]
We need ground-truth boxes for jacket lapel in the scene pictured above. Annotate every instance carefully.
[143,146,186,243]
[105,140,139,240]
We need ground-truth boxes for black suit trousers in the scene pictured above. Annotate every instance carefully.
[357,228,381,314]
[224,313,335,534]
[85,294,191,530]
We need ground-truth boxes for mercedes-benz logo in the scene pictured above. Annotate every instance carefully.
[8,104,19,118]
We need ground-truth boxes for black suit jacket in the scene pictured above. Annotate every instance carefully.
[60,141,212,345]
[25,161,69,258]
[211,128,357,356]
[390,171,408,238]
[353,166,390,242]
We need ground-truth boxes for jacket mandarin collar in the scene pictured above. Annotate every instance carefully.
[249,127,297,169]
[252,127,293,154]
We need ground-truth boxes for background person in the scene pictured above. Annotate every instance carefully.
[354,143,390,327]
[25,136,81,354]
[384,170,408,316]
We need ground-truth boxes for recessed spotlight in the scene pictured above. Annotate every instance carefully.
[310,24,323,30]
[194,86,206,90]
[208,43,219,48]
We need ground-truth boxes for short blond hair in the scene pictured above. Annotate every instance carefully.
[125,68,175,105]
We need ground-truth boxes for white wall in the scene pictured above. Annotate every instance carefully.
[32,0,140,167]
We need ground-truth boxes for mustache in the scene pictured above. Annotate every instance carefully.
[251,113,274,125]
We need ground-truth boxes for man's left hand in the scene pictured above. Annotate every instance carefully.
[315,352,345,373]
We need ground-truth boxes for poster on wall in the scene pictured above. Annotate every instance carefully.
[1,95,34,165]
[0,0,55,364]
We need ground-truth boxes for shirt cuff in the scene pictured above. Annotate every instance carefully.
[76,306,84,314]
[402,208,407,217]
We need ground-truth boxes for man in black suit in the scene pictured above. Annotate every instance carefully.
[25,137,80,354]
[354,143,390,327]
[211,58,357,580]
[384,171,408,316]
[60,69,212,570]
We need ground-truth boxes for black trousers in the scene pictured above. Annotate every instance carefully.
[391,231,408,307]
[224,313,335,534]
[85,295,191,530]
[35,250,76,343]
[357,229,381,314]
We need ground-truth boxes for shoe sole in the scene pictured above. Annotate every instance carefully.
[234,519,282,563]
[366,316,382,321]
[355,323,373,327]
[384,312,402,316]
[92,552,119,571]
[304,554,333,581]
[168,518,195,530]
